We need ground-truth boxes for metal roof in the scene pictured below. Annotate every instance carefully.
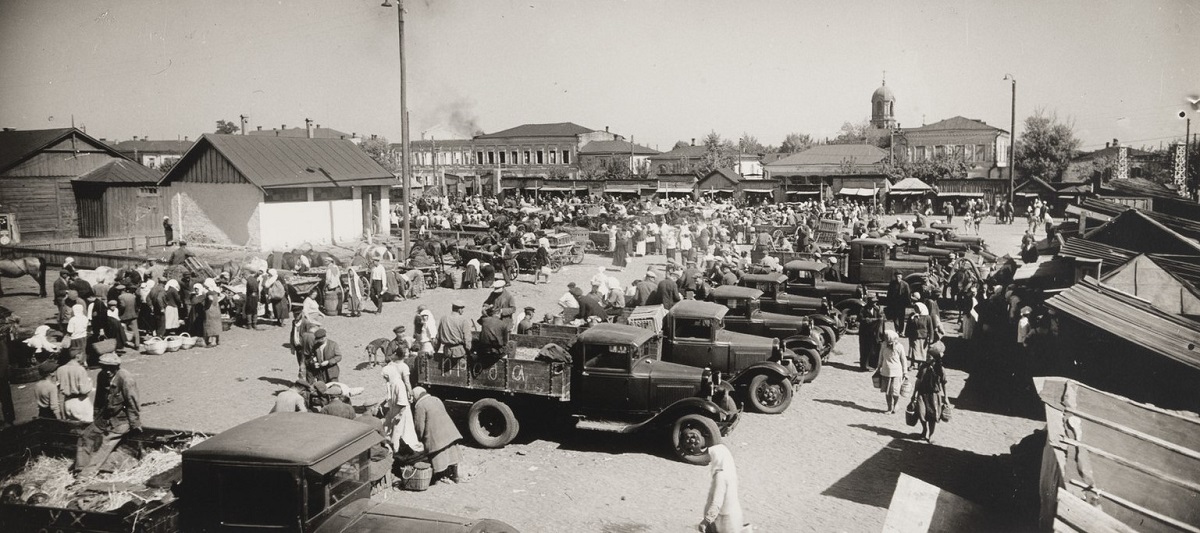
[475,122,595,139]
[1058,237,1136,271]
[184,412,376,469]
[891,177,935,191]
[112,139,194,154]
[247,126,352,139]
[162,134,395,189]
[75,159,163,184]
[902,116,1007,134]
[1148,254,1200,296]
[576,323,657,346]
[668,300,729,321]
[1044,279,1200,371]
[578,140,659,155]
[1084,209,1200,255]
[739,273,787,284]
[765,144,888,168]
[0,127,127,173]
[710,285,763,300]
[1080,198,1200,243]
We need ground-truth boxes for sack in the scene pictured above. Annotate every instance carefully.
[898,375,913,399]
[268,281,285,301]
[397,461,431,491]
[904,397,919,427]
[940,403,952,423]
[871,370,882,390]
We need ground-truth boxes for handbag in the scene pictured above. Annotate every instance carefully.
[940,403,953,422]
[898,375,913,399]
[904,397,919,427]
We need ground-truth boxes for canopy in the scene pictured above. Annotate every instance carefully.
[837,187,876,197]
[785,190,820,197]
[936,191,984,198]
[743,188,774,194]
[539,185,580,192]
[890,177,934,193]
[887,190,929,196]
[1016,192,1041,197]
[604,185,641,193]
[656,187,692,194]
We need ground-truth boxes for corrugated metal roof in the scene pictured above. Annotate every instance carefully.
[1085,209,1200,255]
[1058,237,1136,271]
[112,139,194,154]
[1147,254,1200,298]
[0,128,129,173]
[903,116,1007,134]
[1045,279,1200,371]
[891,177,934,191]
[163,134,395,189]
[75,159,163,184]
[649,144,708,160]
[475,122,595,139]
[247,127,352,139]
[578,140,659,155]
[765,144,888,167]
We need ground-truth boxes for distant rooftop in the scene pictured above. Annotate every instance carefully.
[113,139,194,154]
[766,144,888,167]
[579,139,659,155]
[247,126,353,140]
[475,122,596,139]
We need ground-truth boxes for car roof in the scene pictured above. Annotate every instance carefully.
[739,272,787,284]
[897,232,928,240]
[184,413,377,472]
[669,300,730,320]
[914,228,942,234]
[851,238,895,246]
[710,285,763,299]
[784,260,828,271]
[577,322,657,346]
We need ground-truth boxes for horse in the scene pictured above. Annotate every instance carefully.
[0,256,47,297]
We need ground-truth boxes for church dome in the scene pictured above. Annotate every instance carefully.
[872,83,894,102]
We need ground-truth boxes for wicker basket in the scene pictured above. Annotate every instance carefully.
[179,333,197,349]
[92,338,118,355]
[165,336,183,352]
[397,462,431,491]
[143,337,167,355]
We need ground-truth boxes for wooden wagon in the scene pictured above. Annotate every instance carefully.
[544,232,585,265]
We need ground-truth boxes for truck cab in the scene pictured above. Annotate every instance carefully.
[658,300,797,414]
[708,285,825,382]
[782,260,861,301]
[846,238,928,288]
[180,413,516,533]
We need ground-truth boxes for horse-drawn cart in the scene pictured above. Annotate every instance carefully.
[545,232,585,265]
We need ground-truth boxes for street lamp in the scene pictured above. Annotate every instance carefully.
[1003,74,1016,207]
[382,0,412,259]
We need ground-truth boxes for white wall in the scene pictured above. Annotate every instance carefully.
[259,198,363,250]
[169,182,262,248]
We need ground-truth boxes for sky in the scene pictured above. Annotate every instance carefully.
[0,0,1197,152]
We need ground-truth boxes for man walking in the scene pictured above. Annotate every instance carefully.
[369,260,387,314]
[477,307,509,357]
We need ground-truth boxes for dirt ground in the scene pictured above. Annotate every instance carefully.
[3,216,1046,532]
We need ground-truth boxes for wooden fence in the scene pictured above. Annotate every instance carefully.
[0,235,167,270]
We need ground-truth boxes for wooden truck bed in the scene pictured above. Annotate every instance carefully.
[417,353,571,400]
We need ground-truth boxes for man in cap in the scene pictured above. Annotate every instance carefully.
[649,269,682,310]
[437,301,476,358]
[719,264,739,287]
[34,360,62,420]
[858,293,885,371]
[824,256,843,282]
[75,352,140,477]
[885,271,911,332]
[630,270,657,307]
[168,240,195,266]
[679,259,701,299]
[574,284,608,323]
[320,384,356,420]
[557,282,580,322]
[483,280,517,326]
[271,380,310,413]
[307,329,342,384]
[516,306,536,334]
[477,306,509,357]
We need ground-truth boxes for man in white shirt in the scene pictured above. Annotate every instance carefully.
[370,260,387,314]
[557,282,581,322]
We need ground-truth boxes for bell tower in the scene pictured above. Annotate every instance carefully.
[871,72,896,129]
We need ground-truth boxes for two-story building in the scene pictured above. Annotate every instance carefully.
[893,116,1012,204]
[764,144,889,202]
[577,139,659,176]
[113,138,194,170]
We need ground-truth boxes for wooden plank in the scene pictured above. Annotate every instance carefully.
[882,473,989,533]
[1067,480,1200,533]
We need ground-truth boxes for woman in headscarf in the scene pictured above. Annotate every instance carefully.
[344,266,364,318]
[878,329,908,414]
[464,257,481,289]
[413,307,437,356]
[914,341,948,442]
[190,283,208,339]
[907,301,933,369]
[163,279,182,334]
[203,278,224,347]
[25,325,61,358]
[64,304,89,365]
[261,269,286,327]
[381,351,422,455]
[611,226,629,269]
[698,443,745,533]
[410,386,463,484]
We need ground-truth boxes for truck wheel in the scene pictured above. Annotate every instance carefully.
[671,414,722,465]
[836,303,862,335]
[747,374,793,414]
[791,348,822,383]
[467,398,520,448]
[816,326,837,360]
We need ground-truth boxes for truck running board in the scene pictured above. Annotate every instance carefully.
[576,418,639,434]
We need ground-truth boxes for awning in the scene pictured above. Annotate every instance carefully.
[703,189,734,194]
[785,190,820,196]
[604,185,641,193]
[837,187,876,197]
[743,188,774,194]
[656,187,692,193]
[888,190,929,196]
[539,185,579,192]
[937,192,985,198]
[1016,192,1041,197]
[1013,258,1072,283]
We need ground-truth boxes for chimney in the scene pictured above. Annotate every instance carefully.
[371,134,377,140]
[305,118,314,139]
[605,126,609,133]
[257,126,262,131]
[1112,138,1119,147]
[691,138,696,146]
[239,114,248,135]
[184,136,189,142]
[1105,142,1110,148]
[132,136,138,141]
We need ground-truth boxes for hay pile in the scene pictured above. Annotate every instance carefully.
[1,436,205,513]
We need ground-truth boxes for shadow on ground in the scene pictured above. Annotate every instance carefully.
[940,336,1043,420]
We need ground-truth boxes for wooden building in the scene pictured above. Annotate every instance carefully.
[74,159,165,238]
[158,134,395,251]
[0,128,135,240]
[765,144,889,202]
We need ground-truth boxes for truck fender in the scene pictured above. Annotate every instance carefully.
[730,361,794,386]
[808,313,838,329]
[834,298,865,314]
[781,334,820,352]
[644,397,725,430]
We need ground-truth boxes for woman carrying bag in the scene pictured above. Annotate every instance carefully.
[913,341,949,442]
[876,329,908,414]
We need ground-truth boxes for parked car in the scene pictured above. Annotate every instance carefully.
[708,285,826,382]
[738,272,846,341]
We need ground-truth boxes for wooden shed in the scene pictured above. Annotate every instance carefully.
[0,128,132,240]
[73,159,165,238]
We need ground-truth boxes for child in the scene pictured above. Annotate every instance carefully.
[34,361,62,419]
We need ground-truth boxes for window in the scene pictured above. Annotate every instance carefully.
[753,282,777,297]
[264,187,308,203]
[499,151,506,164]
[977,144,988,162]
[860,244,884,261]
[313,187,353,201]
[674,318,712,340]
[510,151,518,164]
[137,187,159,197]
[306,452,369,521]
[476,151,484,164]
[562,150,571,165]
[536,150,544,164]
[549,150,557,164]
[523,151,531,164]
[584,344,632,371]
[217,467,297,527]
[935,145,945,158]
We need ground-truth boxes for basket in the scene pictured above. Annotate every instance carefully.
[92,338,118,355]
[165,336,183,352]
[397,462,431,491]
[179,333,197,349]
[143,337,167,355]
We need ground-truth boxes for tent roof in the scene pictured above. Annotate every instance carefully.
[890,177,934,191]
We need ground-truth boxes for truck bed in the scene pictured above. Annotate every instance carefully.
[0,419,207,533]
[417,352,571,400]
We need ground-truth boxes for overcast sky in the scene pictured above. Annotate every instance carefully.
[0,0,1196,152]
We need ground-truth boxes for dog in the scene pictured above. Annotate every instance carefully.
[365,337,393,367]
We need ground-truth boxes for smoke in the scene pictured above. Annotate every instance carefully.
[431,96,481,139]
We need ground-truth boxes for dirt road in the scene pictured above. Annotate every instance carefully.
[3,217,1045,532]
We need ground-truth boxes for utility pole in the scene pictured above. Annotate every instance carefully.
[1004,74,1017,207]
[382,0,412,256]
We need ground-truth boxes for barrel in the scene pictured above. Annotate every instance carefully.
[446,268,463,290]
[323,289,340,315]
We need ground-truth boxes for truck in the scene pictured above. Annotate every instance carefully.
[737,272,845,343]
[0,415,517,533]
[706,285,827,383]
[656,300,799,414]
[416,323,740,465]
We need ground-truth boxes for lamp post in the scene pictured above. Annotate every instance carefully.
[1003,74,1017,207]
[382,0,411,258]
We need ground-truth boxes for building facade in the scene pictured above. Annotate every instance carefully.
[895,116,1011,179]
[113,138,194,170]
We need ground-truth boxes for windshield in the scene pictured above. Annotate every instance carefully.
[216,467,298,528]
[748,298,761,315]
[789,269,815,285]
[307,452,369,520]
[584,343,635,371]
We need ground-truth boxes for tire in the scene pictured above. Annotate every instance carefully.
[467,398,520,448]
[549,257,563,273]
[746,374,793,414]
[816,326,837,360]
[571,244,585,264]
[670,414,722,465]
[789,347,822,383]
[836,303,862,335]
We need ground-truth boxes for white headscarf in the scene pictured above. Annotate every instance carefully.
[381,363,409,407]
[915,302,929,316]
[24,325,58,353]
[165,279,180,292]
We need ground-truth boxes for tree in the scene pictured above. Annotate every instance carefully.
[831,119,871,145]
[779,132,814,153]
[360,136,399,173]
[737,133,765,154]
[884,152,970,186]
[214,120,239,134]
[158,159,179,175]
[698,131,737,174]
[1014,109,1081,182]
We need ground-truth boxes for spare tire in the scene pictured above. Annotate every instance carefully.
[467,398,519,448]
